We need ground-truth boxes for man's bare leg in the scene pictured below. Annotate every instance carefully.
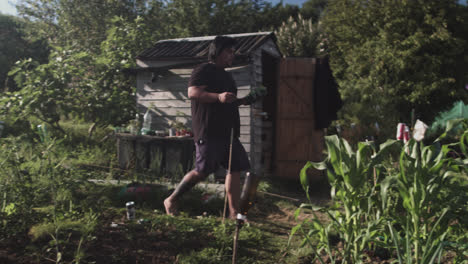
[164,170,207,215]
[225,171,241,219]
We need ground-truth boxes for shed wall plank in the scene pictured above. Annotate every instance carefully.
[147,116,251,128]
[138,92,189,100]
[137,104,251,117]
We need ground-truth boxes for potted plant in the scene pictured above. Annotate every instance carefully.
[170,120,186,136]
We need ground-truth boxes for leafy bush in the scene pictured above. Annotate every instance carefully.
[0,138,42,239]
[0,136,101,262]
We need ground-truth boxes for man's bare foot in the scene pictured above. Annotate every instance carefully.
[164,198,177,216]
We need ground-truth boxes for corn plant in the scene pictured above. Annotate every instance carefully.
[292,120,468,263]
[385,120,468,264]
[385,142,451,264]
[291,135,396,263]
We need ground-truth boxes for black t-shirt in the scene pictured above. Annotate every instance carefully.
[188,63,241,142]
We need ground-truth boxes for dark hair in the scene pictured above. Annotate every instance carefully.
[208,36,237,61]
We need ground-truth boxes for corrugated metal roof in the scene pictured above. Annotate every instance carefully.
[137,32,277,61]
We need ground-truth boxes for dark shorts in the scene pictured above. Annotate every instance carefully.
[195,137,250,174]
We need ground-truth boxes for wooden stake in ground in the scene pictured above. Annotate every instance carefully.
[232,213,245,264]
[222,128,234,225]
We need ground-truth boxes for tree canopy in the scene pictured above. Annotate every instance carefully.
[0,13,49,92]
[323,0,468,137]
[300,0,327,21]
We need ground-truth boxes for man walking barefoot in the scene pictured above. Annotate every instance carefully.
[164,36,252,219]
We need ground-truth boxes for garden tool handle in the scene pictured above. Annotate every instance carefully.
[228,127,234,174]
[223,127,234,226]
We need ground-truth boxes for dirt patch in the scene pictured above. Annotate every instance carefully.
[86,225,178,263]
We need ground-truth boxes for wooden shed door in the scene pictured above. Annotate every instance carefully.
[275,58,324,179]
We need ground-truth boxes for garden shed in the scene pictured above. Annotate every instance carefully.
[120,32,334,180]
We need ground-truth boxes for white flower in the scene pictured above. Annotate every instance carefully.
[56,57,63,62]
[413,120,428,142]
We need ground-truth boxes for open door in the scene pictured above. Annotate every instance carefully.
[260,51,279,175]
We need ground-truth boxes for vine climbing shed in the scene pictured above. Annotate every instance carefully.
[123,32,337,180]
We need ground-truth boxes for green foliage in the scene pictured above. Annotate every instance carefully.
[3,53,86,131]
[8,1,152,130]
[153,214,268,264]
[0,135,101,262]
[383,120,468,263]
[16,0,143,55]
[15,0,60,44]
[0,13,49,92]
[293,121,468,263]
[57,0,143,54]
[0,138,41,239]
[27,209,99,263]
[260,2,301,31]
[3,16,141,130]
[323,0,468,138]
[427,101,468,139]
[275,14,325,57]
[293,136,390,263]
[301,0,328,21]
[15,0,299,50]
[79,15,145,127]
[166,0,300,36]
[28,218,84,242]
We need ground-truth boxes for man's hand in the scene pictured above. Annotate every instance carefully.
[189,86,237,103]
[218,92,237,103]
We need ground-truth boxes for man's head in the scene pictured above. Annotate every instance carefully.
[208,35,236,68]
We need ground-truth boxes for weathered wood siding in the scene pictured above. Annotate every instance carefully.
[249,39,281,175]
[116,134,195,177]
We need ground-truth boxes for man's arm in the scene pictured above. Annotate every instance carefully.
[188,85,236,103]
